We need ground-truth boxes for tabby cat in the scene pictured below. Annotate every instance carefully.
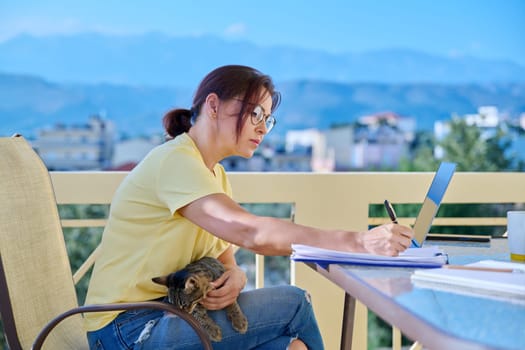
[152,256,248,342]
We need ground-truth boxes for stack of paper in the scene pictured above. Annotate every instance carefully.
[411,260,525,303]
[291,244,448,268]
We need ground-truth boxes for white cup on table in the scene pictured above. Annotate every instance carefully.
[507,211,525,262]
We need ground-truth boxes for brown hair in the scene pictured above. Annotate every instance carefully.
[163,65,281,139]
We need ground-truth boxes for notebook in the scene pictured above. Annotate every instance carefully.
[411,162,457,245]
[411,260,525,303]
[291,244,448,268]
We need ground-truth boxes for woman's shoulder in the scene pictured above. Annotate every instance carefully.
[147,134,197,160]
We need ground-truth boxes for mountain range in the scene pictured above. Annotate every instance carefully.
[1,73,524,138]
[1,33,525,86]
[0,33,524,138]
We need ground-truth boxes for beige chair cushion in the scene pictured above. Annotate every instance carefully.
[0,136,88,349]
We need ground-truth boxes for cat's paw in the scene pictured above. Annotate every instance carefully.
[206,324,222,342]
[231,313,248,334]
[226,303,248,334]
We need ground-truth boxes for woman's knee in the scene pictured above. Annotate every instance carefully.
[280,285,313,308]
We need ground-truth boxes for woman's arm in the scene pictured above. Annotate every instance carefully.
[179,193,413,256]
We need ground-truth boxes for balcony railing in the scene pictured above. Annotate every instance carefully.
[50,171,525,350]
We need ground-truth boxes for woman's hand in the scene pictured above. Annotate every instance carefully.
[200,265,247,310]
[357,223,414,256]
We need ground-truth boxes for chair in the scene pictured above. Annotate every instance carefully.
[0,135,212,350]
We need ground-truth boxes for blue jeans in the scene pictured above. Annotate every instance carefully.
[87,285,324,349]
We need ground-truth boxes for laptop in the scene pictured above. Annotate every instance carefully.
[412,162,457,245]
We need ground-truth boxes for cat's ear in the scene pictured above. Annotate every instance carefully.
[185,276,199,291]
[152,275,168,286]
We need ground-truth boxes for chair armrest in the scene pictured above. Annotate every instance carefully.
[31,301,212,350]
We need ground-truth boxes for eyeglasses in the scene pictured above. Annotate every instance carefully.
[251,105,276,132]
[234,98,276,132]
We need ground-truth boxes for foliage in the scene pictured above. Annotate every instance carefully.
[63,227,103,305]
[401,117,520,172]
[368,312,392,349]
[439,116,513,171]
[235,249,291,289]
[368,312,414,350]
[240,203,293,219]
[399,130,439,171]
[59,205,107,305]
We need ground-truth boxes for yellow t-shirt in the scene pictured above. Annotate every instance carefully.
[84,133,231,331]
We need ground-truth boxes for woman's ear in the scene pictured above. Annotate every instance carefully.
[205,93,219,117]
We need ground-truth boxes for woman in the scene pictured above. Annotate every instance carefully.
[85,65,414,350]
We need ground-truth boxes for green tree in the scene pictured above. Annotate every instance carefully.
[399,130,439,171]
[438,116,513,171]
[403,116,516,172]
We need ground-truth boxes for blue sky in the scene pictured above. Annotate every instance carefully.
[1,0,524,65]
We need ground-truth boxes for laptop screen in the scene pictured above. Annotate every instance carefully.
[412,162,457,244]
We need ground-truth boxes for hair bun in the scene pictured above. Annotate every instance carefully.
[163,109,192,139]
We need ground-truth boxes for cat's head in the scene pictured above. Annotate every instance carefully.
[152,270,214,313]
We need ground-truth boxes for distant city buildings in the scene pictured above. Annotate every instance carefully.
[221,142,313,172]
[30,107,524,172]
[111,135,162,170]
[221,112,414,172]
[32,115,115,170]
[326,112,414,170]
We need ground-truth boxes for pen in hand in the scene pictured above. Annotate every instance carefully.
[384,199,420,248]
